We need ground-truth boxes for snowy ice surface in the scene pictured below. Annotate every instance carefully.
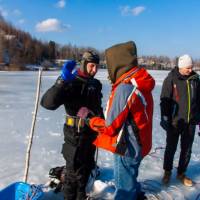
[0,70,200,200]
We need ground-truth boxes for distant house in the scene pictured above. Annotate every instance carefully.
[55,59,69,66]
[3,50,10,65]
[4,34,16,40]
[25,64,41,71]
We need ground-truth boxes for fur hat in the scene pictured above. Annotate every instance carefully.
[178,54,193,68]
[80,51,100,74]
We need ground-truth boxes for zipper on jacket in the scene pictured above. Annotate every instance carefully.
[186,74,198,123]
[187,80,191,123]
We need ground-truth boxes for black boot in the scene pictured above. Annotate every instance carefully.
[162,170,171,185]
[76,191,87,200]
[137,191,147,200]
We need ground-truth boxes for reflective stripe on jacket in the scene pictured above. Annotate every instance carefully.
[90,67,155,157]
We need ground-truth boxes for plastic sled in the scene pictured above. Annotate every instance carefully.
[0,181,44,200]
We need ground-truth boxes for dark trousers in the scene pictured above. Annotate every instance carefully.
[163,124,195,174]
[62,126,96,200]
[63,166,91,200]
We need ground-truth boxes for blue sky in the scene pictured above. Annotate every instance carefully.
[0,0,200,58]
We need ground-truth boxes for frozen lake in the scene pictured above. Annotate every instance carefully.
[0,69,200,199]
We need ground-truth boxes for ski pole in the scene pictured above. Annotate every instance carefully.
[198,123,200,137]
[23,68,43,183]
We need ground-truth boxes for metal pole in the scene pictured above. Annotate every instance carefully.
[23,68,43,182]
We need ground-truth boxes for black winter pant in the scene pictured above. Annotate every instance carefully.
[163,124,195,174]
[62,125,96,200]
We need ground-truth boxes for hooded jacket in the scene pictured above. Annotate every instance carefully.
[90,41,155,157]
[160,67,200,126]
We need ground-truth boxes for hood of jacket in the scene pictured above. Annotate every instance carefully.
[105,41,138,83]
[114,67,155,93]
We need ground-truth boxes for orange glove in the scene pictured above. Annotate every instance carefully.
[89,117,106,134]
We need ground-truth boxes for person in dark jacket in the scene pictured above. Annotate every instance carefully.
[41,51,103,200]
[160,54,200,187]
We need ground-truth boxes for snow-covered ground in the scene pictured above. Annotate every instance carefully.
[0,69,200,200]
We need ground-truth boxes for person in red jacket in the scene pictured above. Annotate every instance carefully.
[88,41,155,200]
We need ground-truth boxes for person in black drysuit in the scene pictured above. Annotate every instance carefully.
[160,54,200,186]
[41,51,103,200]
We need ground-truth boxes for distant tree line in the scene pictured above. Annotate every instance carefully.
[0,15,104,70]
[1,14,200,71]
[139,56,200,70]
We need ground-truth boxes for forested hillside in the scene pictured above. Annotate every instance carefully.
[1,14,200,71]
[0,15,103,70]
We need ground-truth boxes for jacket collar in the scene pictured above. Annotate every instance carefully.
[173,67,197,80]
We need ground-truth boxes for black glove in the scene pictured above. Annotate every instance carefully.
[198,123,200,136]
[160,116,171,131]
